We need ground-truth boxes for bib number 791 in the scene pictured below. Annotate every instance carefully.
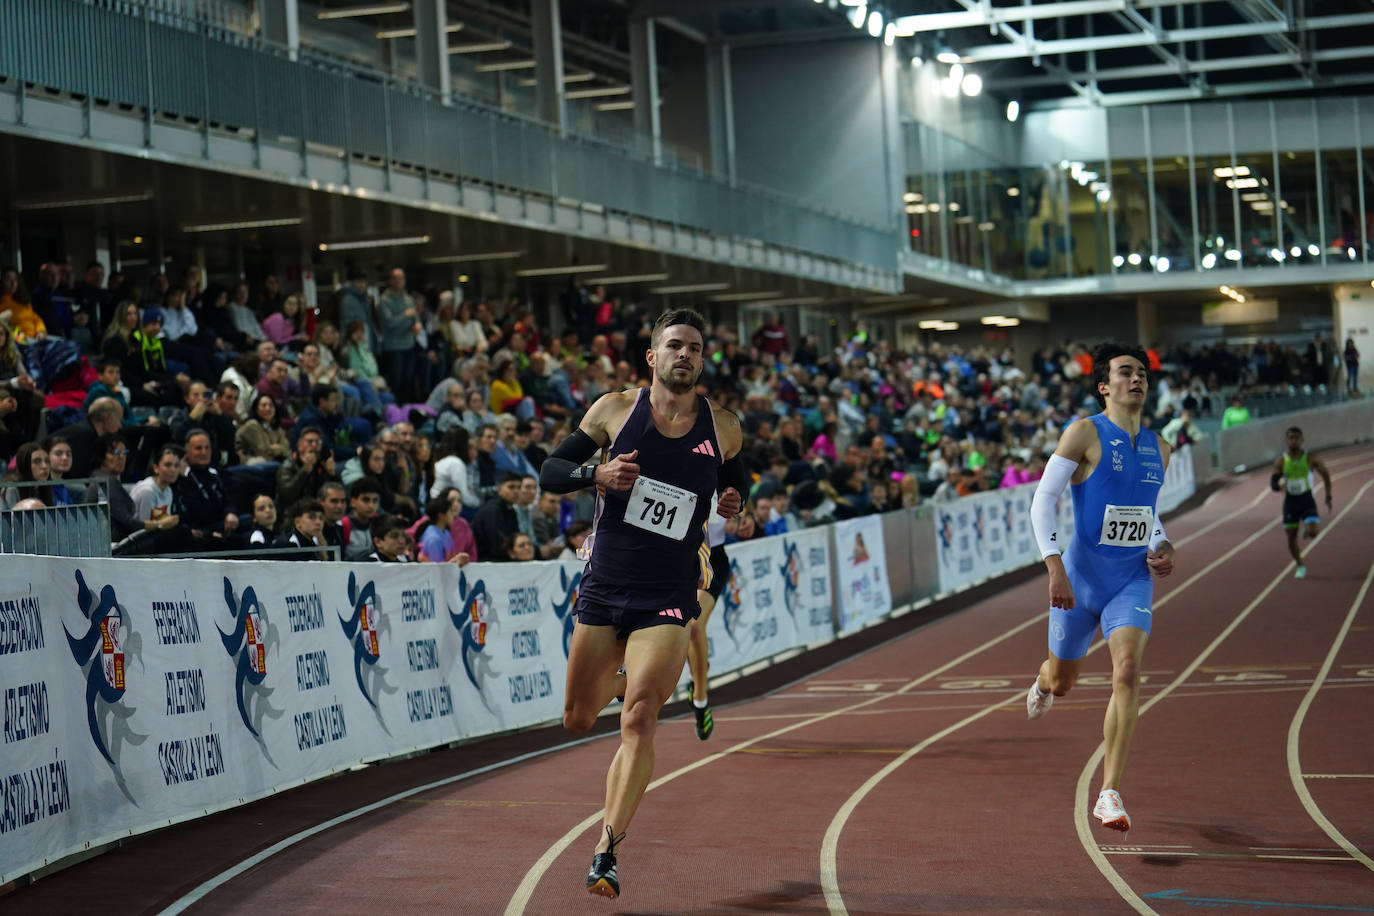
[639,496,678,530]
[624,475,696,541]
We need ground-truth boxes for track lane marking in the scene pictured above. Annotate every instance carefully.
[816,463,1374,915]
[1074,475,1374,915]
[1286,556,1374,872]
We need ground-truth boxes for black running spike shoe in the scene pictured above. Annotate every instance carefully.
[586,826,626,898]
[693,702,714,740]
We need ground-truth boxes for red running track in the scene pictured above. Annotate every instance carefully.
[8,445,1374,915]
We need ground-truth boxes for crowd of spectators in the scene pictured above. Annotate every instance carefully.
[0,256,1358,561]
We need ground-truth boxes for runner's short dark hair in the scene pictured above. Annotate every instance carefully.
[1090,342,1149,408]
[651,308,707,347]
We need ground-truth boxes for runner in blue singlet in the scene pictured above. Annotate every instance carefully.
[1024,343,1177,832]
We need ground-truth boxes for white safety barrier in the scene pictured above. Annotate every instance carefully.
[0,446,1203,885]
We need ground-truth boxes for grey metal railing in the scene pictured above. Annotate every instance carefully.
[0,0,898,273]
[0,477,112,557]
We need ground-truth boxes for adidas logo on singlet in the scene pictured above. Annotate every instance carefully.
[691,440,716,457]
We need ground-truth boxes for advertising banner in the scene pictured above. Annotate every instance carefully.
[935,482,1077,594]
[0,556,585,885]
[832,515,892,634]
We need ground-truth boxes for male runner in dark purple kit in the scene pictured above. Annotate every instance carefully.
[540,308,746,899]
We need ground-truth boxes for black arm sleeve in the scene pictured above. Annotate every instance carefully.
[1271,472,1283,492]
[718,452,749,496]
[539,428,602,493]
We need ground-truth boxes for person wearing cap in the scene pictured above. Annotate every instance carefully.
[124,308,187,406]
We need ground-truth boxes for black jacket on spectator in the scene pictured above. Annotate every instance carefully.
[177,465,232,534]
[50,418,103,479]
[171,411,238,468]
[276,457,338,511]
[471,497,519,560]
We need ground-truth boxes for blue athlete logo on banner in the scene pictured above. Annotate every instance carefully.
[448,570,497,711]
[1003,498,1016,536]
[779,539,803,622]
[938,512,955,564]
[63,570,146,803]
[217,578,283,758]
[551,565,581,659]
[719,558,746,647]
[338,572,393,719]
[972,505,986,557]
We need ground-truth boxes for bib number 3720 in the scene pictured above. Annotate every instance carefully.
[1099,504,1152,548]
[624,475,696,541]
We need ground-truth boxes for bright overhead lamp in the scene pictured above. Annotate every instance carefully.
[518,72,595,86]
[184,216,302,233]
[708,290,782,302]
[867,10,883,37]
[1112,255,1125,268]
[565,86,631,99]
[761,296,826,307]
[585,273,670,285]
[1270,249,1285,262]
[596,101,634,111]
[918,319,959,330]
[1201,252,1217,269]
[1225,249,1242,261]
[318,234,430,252]
[375,23,462,39]
[980,316,1007,325]
[650,282,730,294]
[1241,192,1268,202]
[1127,252,1143,266]
[476,59,536,72]
[1006,186,1020,197]
[937,50,961,64]
[1290,245,1302,258]
[1308,243,1321,256]
[961,72,982,96]
[902,192,921,203]
[317,3,409,20]
[1156,256,1171,272]
[15,191,154,210]
[883,22,895,45]
[1226,178,1260,189]
[1212,166,1251,178]
[449,40,512,54]
[848,5,868,29]
[514,263,608,278]
[1006,100,1020,122]
[422,250,523,264]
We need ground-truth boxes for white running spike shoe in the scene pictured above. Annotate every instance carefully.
[1093,789,1132,831]
[1295,565,1308,579]
[1026,680,1053,720]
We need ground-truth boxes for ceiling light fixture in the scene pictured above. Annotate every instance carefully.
[183,216,303,233]
[867,10,884,37]
[449,40,512,54]
[708,290,782,302]
[375,23,463,39]
[475,59,536,72]
[422,250,524,264]
[649,282,730,294]
[15,191,154,210]
[514,263,608,277]
[1006,100,1020,122]
[318,234,430,252]
[595,101,634,111]
[961,72,982,96]
[565,86,631,99]
[584,273,670,285]
[317,2,409,20]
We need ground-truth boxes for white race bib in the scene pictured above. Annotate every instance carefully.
[1286,476,1309,495]
[624,475,697,542]
[1099,504,1152,548]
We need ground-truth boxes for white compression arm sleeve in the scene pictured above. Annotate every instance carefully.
[1030,454,1079,559]
[1148,518,1169,551]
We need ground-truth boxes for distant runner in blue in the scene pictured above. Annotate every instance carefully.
[1024,342,1177,832]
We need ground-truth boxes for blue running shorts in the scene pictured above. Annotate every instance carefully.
[1048,575,1154,661]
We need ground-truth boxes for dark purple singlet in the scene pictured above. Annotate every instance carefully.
[575,388,721,620]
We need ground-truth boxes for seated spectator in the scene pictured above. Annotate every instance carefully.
[246,494,277,546]
[462,388,497,435]
[86,434,136,542]
[275,425,339,509]
[224,281,266,346]
[430,427,477,510]
[0,323,43,448]
[130,444,184,536]
[367,514,412,562]
[1160,408,1204,448]
[492,414,537,476]
[318,481,348,553]
[472,471,521,559]
[272,498,328,560]
[341,443,389,491]
[235,394,291,465]
[416,495,470,564]
[177,429,240,542]
[344,476,383,560]
[489,357,533,419]
[255,357,309,415]
[293,383,372,462]
[261,292,310,350]
[3,442,54,508]
[342,320,389,395]
[171,381,237,464]
[500,531,536,562]
[531,490,564,558]
[0,266,46,342]
[558,519,591,561]
[41,436,75,506]
[434,382,467,433]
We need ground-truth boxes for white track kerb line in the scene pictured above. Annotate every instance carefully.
[1286,557,1374,872]
[813,461,1363,916]
[821,459,1374,916]
[1074,474,1374,916]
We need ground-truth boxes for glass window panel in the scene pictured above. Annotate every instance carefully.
[1024,165,1067,278]
[1067,159,1112,276]
[1149,155,1193,273]
[1321,149,1361,264]
[1111,157,1150,273]
[1279,150,1321,264]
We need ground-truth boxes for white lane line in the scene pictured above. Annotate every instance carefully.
[816,464,1340,916]
[1305,774,1374,779]
[1287,556,1374,872]
[502,611,1050,915]
[1073,475,1374,916]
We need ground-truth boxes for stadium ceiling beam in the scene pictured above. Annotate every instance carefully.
[955,12,1374,62]
[722,25,863,47]
[1025,71,1374,109]
[892,0,1230,35]
[1224,0,1309,81]
[983,44,1374,89]
[947,0,1100,103]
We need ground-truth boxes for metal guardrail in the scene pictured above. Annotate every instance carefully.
[0,477,112,557]
[0,0,899,273]
[159,545,343,560]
